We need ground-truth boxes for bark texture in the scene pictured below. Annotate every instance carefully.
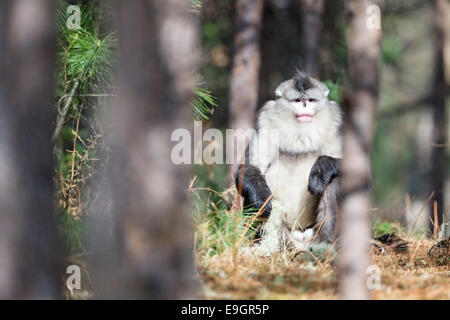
[91,0,199,299]
[338,0,382,300]
[0,0,63,299]
[300,0,325,77]
[428,0,448,235]
[228,0,264,177]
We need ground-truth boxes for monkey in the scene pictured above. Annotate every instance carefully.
[235,71,342,251]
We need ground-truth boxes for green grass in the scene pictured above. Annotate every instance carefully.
[191,168,260,256]
[373,220,404,238]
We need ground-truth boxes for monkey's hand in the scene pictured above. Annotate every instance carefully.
[281,226,314,252]
[308,156,340,196]
[235,165,272,218]
[291,229,315,251]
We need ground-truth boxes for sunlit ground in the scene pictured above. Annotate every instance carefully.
[197,236,449,300]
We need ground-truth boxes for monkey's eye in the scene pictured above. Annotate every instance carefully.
[293,98,302,103]
[308,98,318,102]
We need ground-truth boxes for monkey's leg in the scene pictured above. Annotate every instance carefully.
[314,178,339,243]
[308,155,340,196]
[234,165,272,218]
[306,156,340,242]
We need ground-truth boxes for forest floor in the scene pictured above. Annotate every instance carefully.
[197,237,450,299]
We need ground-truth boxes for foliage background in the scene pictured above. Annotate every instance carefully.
[53,1,449,298]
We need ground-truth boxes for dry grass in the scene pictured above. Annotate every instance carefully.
[197,237,449,300]
[194,186,449,300]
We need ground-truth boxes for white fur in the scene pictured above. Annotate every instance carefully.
[256,97,342,157]
[265,152,319,229]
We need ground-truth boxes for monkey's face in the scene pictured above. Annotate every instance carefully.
[290,96,320,123]
[274,76,329,124]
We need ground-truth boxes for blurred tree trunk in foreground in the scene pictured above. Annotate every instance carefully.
[321,0,347,81]
[228,0,264,179]
[0,0,62,298]
[300,0,325,78]
[91,0,199,299]
[258,1,303,106]
[338,0,382,300]
[428,0,448,236]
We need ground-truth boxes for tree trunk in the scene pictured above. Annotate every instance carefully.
[428,0,448,236]
[91,0,199,299]
[300,0,325,77]
[0,0,63,299]
[338,0,382,300]
[228,0,264,179]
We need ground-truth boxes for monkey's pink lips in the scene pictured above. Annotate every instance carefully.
[295,113,314,122]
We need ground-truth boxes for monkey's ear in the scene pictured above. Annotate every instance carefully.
[275,86,283,98]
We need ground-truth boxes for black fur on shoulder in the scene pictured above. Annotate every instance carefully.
[308,155,340,196]
[235,165,272,218]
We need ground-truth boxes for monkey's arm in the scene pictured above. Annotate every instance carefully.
[308,155,340,196]
[234,121,278,217]
[235,164,272,218]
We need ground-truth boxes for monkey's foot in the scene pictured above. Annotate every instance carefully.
[290,229,314,251]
